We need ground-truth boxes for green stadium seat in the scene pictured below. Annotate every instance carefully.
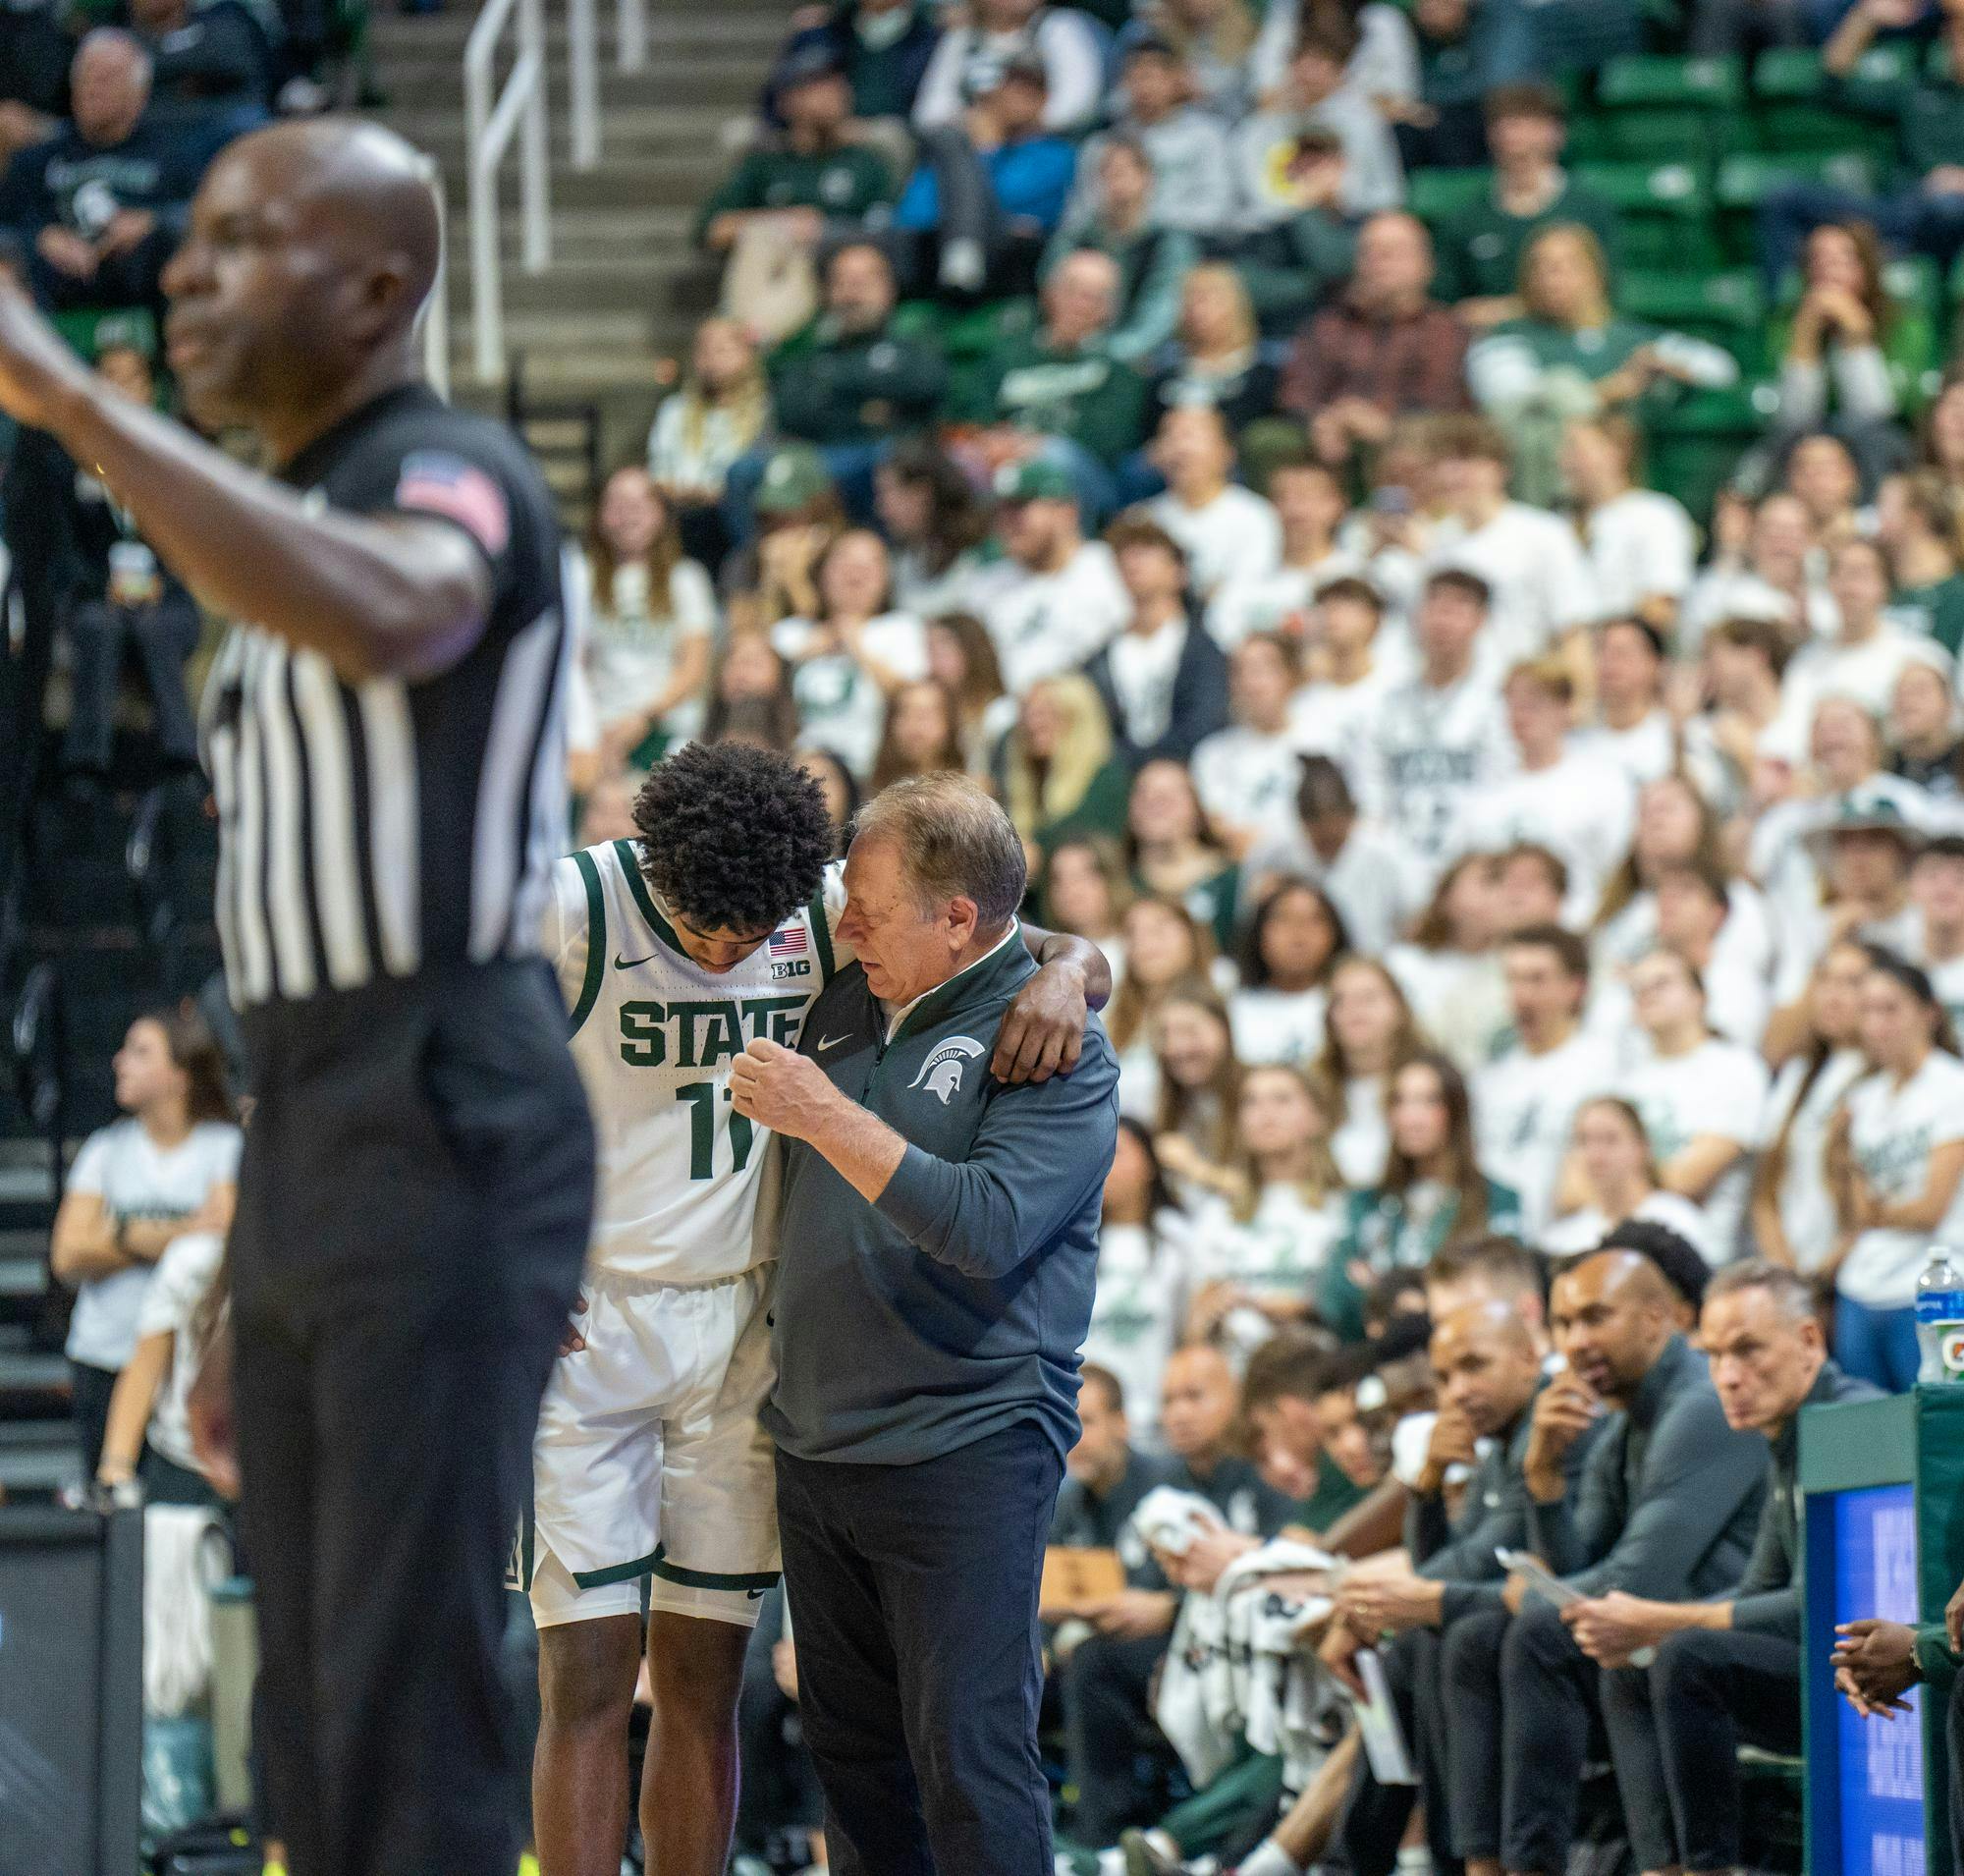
[1574,160,1721,272]
[1752,44,1905,160]
[1644,382,1776,524]
[1714,150,1876,263]
[1406,167,1494,228]
[1619,267,1769,373]
[1597,53,1751,160]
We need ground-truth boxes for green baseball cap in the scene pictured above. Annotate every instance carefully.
[755,445,835,515]
[994,457,1076,504]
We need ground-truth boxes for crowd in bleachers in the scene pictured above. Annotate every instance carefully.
[26,0,1964,1870]
[563,0,1964,1868]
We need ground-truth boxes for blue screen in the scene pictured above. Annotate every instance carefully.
[1833,1481,1925,1876]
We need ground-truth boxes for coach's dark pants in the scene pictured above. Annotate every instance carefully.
[1329,1626,1460,1876]
[774,1421,1064,1876]
[1600,1628,1802,1872]
[231,962,594,1876]
[1443,1602,1609,1871]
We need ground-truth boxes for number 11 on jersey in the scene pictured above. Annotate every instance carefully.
[677,1081,753,1181]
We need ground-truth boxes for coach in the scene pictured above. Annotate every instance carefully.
[731,774,1119,1875]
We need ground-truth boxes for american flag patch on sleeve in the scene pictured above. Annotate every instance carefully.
[769,926,808,958]
[394,452,512,555]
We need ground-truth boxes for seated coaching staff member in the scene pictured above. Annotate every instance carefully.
[0,122,595,1876]
[731,774,1120,1876]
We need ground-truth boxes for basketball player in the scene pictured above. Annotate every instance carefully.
[0,122,594,1876]
[529,739,1108,1876]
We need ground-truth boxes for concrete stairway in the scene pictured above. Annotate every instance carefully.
[367,0,792,469]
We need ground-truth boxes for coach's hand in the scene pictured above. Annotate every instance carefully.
[732,1036,846,1141]
[993,959,1088,1084]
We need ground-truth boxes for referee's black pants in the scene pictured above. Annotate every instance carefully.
[232,962,594,1876]
[1599,1628,1802,1872]
[774,1421,1064,1876]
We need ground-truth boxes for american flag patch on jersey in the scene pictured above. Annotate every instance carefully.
[394,452,511,554]
[769,926,808,958]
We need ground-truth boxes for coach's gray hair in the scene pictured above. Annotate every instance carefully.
[1703,1258,1817,1327]
[853,774,1028,933]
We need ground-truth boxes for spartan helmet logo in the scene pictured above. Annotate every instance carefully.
[907,1036,987,1105]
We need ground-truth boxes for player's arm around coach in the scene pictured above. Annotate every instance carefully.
[730,774,1122,1876]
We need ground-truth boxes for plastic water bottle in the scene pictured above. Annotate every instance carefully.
[1914,1245,1964,1382]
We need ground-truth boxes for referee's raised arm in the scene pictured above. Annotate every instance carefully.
[0,116,489,684]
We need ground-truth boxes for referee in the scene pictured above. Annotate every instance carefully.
[0,122,595,1874]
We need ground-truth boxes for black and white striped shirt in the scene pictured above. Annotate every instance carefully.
[200,384,571,1011]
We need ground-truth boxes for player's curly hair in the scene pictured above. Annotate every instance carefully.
[629,742,835,936]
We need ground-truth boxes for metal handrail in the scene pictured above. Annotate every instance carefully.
[465,0,551,384]
[465,0,650,384]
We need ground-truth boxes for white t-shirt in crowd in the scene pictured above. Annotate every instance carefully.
[1191,1183,1342,1295]
[1774,626,1930,749]
[1386,944,1511,1076]
[1474,1028,1619,1239]
[1193,724,1303,847]
[1239,819,1424,958]
[1288,661,1407,760]
[1619,1038,1770,1261]
[134,1229,225,1474]
[1228,984,1329,1068]
[576,555,716,741]
[1206,549,1363,649]
[1147,484,1283,601]
[1760,1049,1867,1276]
[1084,1214,1193,1440]
[1106,617,1189,749]
[1571,709,1678,793]
[1678,566,1837,656]
[1839,1049,1964,1307]
[1332,1073,1391,1189]
[1580,489,1698,622]
[64,1119,242,1373]
[1427,503,1598,671]
[771,612,929,779]
[1350,669,1516,879]
[1541,1190,1716,1262]
[969,541,1129,693]
[1461,747,1637,920]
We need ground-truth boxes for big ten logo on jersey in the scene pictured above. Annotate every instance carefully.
[618,994,811,1070]
[767,922,813,979]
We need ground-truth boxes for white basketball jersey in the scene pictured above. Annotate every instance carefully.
[545,840,848,1282]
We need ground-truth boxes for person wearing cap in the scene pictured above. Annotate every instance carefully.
[891,49,1076,300]
[1431,82,1618,325]
[963,455,1130,693]
[694,47,895,259]
[967,250,1149,518]
[1083,512,1229,769]
[910,0,1104,137]
[1070,34,1232,236]
[766,0,941,130]
[719,444,846,626]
